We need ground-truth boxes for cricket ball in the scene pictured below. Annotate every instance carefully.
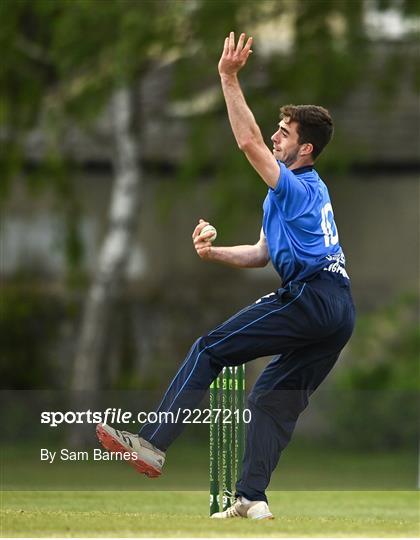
[200,224,217,243]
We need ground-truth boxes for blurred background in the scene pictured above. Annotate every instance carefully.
[1,0,419,490]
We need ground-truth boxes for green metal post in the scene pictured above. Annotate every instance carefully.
[236,364,245,479]
[209,377,220,515]
[222,367,233,510]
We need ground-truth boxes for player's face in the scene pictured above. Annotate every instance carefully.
[271,119,302,167]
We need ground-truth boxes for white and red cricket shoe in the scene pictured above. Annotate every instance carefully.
[96,423,165,478]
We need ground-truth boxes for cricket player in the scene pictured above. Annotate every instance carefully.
[97,32,355,520]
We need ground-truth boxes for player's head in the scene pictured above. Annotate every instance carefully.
[271,105,334,167]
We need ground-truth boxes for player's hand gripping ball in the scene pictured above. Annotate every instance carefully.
[200,224,217,243]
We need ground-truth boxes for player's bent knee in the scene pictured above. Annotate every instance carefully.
[195,334,234,371]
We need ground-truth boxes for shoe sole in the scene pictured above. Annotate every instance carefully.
[211,514,274,520]
[96,423,161,478]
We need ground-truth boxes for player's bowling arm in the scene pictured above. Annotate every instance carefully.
[207,244,269,268]
[200,229,269,268]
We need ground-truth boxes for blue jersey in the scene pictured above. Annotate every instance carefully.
[262,161,349,285]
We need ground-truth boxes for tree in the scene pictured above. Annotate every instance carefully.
[72,87,140,390]
[2,0,183,393]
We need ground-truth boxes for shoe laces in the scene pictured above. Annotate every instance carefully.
[115,430,137,449]
[225,504,241,518]
[224,498,245,518]
[120,430,136,440]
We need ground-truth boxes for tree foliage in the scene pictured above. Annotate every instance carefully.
[2,0,418,168]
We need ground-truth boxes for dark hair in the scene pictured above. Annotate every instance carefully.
[280,105,334,160]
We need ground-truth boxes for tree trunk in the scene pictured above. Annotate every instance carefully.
[72,86,141,392]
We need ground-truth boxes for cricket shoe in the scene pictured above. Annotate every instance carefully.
[96,423,165,478]
[211,497,274,520]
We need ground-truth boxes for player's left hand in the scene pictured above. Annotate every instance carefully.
[218,31,253,77]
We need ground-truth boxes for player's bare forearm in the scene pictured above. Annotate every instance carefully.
[193,221,269,268]
[218,32,280,188]
[220,74,264,150]
[208,244,269,268]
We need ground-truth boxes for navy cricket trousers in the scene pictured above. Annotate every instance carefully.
[140,272,355,502]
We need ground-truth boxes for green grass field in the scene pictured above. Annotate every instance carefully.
[1,490,419,537]
[2,442,419,536]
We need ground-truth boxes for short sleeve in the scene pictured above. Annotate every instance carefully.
[271,161,311,218]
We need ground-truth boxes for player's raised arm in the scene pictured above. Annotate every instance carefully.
[218,32,280,189]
